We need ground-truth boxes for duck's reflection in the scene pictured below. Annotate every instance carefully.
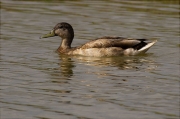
[48,55,75,84]
[58,55,75,78]
[75,54,155,69]
[57,53,156,78]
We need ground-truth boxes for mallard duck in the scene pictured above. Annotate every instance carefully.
[40,22,157,57]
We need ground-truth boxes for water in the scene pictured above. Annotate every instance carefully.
[1,0,179,119]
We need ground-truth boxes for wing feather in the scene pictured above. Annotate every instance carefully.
[79,36,147,49]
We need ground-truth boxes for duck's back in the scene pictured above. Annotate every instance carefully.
[80,36,148,49]
[68,36,156,57]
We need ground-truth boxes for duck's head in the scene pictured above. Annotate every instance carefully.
[40,22,74,41]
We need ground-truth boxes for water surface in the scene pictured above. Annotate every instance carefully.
[1,0,179,119]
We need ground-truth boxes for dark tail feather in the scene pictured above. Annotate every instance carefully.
[133,41,147,50]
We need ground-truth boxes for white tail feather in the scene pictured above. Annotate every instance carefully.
[137,40,157,54]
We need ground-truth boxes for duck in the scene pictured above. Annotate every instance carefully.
[40,22,157,57]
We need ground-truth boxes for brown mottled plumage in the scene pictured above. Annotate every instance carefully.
[40,22,157,57]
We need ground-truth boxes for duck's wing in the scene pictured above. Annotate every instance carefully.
[80,36,147,50]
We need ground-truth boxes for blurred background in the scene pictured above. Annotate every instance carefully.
[1,0,179,119]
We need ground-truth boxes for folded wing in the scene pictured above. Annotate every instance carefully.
[80,36,147,50]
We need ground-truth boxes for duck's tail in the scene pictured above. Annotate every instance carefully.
[137,40,157,54]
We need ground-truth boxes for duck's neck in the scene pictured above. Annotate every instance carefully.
[57,38,72,53]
